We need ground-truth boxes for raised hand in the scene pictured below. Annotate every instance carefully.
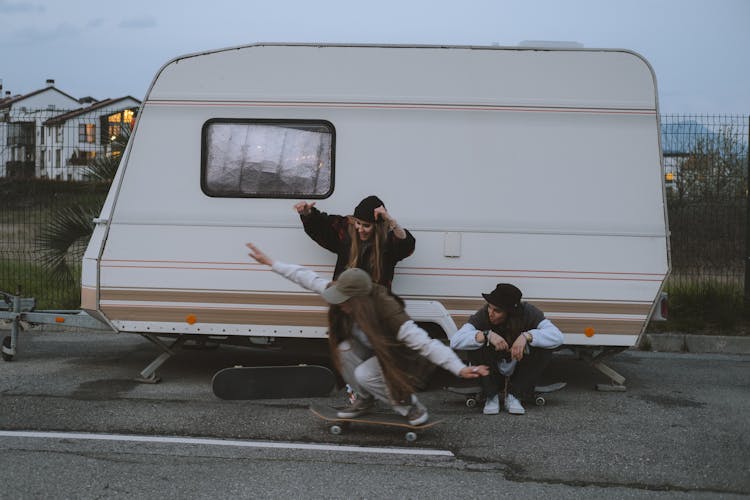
[246,243,274,266]
[293,201,316,215]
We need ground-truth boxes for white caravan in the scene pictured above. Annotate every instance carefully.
[81,43,670,385]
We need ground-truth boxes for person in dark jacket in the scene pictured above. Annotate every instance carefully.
[293,195,415,290]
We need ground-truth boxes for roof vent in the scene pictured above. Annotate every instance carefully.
[46,79,55,87]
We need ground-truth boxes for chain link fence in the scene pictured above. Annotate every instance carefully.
[1,112,749,309]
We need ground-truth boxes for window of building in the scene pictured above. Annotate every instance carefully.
[201,120,334,198]
[7,122,34,146]
[102,108,137,143]
[79,123,96,143]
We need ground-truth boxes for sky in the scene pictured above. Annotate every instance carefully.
[1,0,748,114]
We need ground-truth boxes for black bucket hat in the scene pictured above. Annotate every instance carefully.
[482,283,522,313]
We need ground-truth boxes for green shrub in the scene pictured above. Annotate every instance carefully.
[648,280,749,334]
[0,260,81,310]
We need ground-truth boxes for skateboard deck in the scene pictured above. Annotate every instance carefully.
[309,404,442,442]
[445,382,567,407]
[212,364,335,400]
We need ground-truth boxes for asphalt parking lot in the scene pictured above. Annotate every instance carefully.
[1,328,748,497]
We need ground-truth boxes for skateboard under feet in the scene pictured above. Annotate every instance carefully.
[309,404,442,442]
[445,382,567,408]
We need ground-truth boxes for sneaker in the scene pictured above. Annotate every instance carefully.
[504,393,526,415]
[483,394,500,415]
[337,395,375,418]
[406,400,429,426]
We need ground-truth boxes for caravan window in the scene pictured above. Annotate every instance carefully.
[201,120,334,198]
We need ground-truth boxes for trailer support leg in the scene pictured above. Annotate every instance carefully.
[578,348,627,392]
[591,360,627,391]
[137,334,186,383]
[1,294,22,361]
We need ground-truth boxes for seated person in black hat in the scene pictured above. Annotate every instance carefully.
[450,283,563,415]
[293,195,415,291]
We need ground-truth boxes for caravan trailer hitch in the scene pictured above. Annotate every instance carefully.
[1,289,109,361]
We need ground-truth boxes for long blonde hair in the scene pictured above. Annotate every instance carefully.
[327,294,415,401]
[346,219,389,284]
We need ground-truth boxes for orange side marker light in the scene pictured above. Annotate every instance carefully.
[55,317,65,323]
[584,327,595,337]
[186,314,197,325]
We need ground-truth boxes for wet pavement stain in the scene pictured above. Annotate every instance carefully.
[72,379,140,400]
[639,394,706,408]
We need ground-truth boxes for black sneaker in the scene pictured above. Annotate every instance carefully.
[336,395,375,418]
[406,400,429,425]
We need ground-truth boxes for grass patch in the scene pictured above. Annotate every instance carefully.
[0,259,81,310]
[647,280,750,335]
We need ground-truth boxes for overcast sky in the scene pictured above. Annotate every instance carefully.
[1,0,748,114]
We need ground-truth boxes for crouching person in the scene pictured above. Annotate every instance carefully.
[450,283,563,415]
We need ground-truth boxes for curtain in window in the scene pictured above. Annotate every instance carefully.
[205,123,332,196]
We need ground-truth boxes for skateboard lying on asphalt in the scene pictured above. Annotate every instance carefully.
[444,381,567,408]
[212,364,336,400]
[309,404,443,442]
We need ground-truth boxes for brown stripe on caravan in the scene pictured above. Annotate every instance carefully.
[435,297,652,316]
[450,314,643,336]
[99,289,651,316]
[101,305,328,326]
[531,301,652,315]
[149,99,657,115]
[550,318,643,335]
[81,287,97,310]
[96,288,649,335]
[100,288,327,307]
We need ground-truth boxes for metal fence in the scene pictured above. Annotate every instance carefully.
[661,115,749,290]
[1,113,749,309]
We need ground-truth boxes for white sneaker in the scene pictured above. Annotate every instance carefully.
[483,394,500,415]
[504,393,526,415]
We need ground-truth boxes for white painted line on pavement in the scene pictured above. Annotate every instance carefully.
[0,430,454,457]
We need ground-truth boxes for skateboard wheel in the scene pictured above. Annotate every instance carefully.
[405,432,417,442]
[535,396,546,406]
[465,397,477,408]
[330,425,343,435]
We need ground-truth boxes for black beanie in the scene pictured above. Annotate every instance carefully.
[352,195,384,223]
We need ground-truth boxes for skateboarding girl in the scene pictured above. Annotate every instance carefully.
[293,195,414,291]
[246,243,489,425]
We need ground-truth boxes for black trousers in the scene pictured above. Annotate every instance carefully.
[466,345,554,400]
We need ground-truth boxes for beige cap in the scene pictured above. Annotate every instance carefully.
[321,268,373,304]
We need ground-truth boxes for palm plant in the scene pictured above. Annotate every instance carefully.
[35,125,131,288]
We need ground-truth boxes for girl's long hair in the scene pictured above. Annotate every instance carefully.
[346,219,389,284]
[327,295,415,401]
